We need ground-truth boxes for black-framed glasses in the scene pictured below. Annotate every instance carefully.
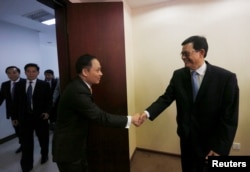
[180,50,198,58]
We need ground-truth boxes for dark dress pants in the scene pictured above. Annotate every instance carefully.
[13,123,22,144]
[180,136,208,172]
[20,117,49,171]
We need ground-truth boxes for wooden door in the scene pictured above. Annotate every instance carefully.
[66,2,129,172]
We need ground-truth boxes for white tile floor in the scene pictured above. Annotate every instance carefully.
[0,132,59,172]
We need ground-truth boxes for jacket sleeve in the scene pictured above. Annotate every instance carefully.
[64,83,128,128]
[0,84,5,105]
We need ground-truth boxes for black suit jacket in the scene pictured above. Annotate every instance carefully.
[52,77,127,162]
[45,78,58,94]
[13,79,52,121]
[51,78,58,92]
[146,61,239,156]
[0,78,26,119]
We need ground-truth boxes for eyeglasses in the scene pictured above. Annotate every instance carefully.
[180,50,198,58]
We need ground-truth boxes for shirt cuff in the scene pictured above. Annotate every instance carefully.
[125,116,132,129]
[144,110,150,118]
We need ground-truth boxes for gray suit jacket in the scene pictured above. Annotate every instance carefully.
[146,61,239,156]
[52,77,127,162]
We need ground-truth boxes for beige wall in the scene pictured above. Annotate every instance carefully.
[123,1,138,158]
[72,0,250,158]
[126,0,250,156]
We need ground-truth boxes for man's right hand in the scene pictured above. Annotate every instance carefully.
[12,120,19,126]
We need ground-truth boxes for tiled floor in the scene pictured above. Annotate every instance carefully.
[0,132,59,172]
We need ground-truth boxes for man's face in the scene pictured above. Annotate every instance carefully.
[181,43,204,70]
[6,68,20,81]
[45,73,54,81]
[84,59,103,85]
[25,66,39,80]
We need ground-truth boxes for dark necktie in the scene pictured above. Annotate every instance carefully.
[191,71,199,101]
[27,81,33,111]
[11,82,16,100]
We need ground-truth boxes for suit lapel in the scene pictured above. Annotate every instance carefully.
[195,62,213,102]
[33,79,41,98]
[182,68,194,102]
[78,77,92,95]
[20,80,27,98]
[7,81,11,98]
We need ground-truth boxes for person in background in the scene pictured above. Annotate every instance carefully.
[51,77,60,127]
[0,66,25,153]
[52,54,140,172]
[44,69,60,130]
[13,63,52,172]
[138,35,239,172]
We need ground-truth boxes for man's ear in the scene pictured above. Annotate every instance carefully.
[82,68,88,77]
[200,49,205,57]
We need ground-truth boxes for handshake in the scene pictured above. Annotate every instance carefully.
[131,112,148,127]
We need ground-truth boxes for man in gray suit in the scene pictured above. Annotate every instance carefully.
[139,36,239,172]
[52,54,140,172]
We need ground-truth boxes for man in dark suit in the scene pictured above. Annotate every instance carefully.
[13,63,52,172]
[44,69,58,91]
[139,35,239,172]
[52,54,140,172]
[0,66,25,153]
[44,69,60,130]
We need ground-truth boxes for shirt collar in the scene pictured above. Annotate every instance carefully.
[27,79,37,84]
[83,81,91,89]
[191,62,207,76]
[12,78,20,84]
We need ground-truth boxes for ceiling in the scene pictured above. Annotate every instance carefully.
[0,0,171,46]
[0,0,56,46]
[71,0,172,8]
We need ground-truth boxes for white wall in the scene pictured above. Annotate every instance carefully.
[40,44,59,78]
[0,21,58,139]
[132,0,250,155]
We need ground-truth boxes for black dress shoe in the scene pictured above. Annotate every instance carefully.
[41,156,48,164]
[15,146,22,153]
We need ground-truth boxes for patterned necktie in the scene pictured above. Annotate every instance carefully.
[27,81,33,111]
[11,82,16,100]
[191,71,199,101]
